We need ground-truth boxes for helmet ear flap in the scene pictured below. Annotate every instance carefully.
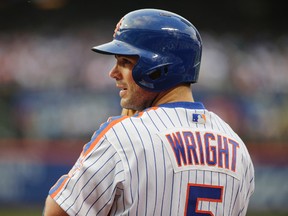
[147,65,170,81]
[148,69,162,80]
[133,62,176,92]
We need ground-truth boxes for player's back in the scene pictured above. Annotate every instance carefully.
[108,102,255,216]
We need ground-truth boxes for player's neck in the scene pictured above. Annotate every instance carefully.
[152,84,194,107]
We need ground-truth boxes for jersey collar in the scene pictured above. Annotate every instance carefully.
[158,102,205,110]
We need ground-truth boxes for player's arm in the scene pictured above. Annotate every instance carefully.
[43,195,68,216]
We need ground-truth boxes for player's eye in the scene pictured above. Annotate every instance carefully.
[118,58,132,67]
[115,55,138,68]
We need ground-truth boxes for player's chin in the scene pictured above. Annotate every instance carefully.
[120,99,130,109]
[121,100,138,111]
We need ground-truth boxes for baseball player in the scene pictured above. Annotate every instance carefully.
[43,8,255,216]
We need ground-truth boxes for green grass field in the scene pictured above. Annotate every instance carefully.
[0,208,42,216]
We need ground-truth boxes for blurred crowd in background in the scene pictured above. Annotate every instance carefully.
[0,25,287,142]
[0,0,287,214]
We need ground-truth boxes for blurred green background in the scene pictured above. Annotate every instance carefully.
[0,0,287,215]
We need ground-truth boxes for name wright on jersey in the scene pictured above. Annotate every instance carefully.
[158,128,240,179]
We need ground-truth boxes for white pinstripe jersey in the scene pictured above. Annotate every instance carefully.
[49,102,255,216]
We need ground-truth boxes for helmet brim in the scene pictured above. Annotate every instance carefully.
[92,40,140,56]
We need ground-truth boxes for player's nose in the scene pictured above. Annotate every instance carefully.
[109,65,121,80]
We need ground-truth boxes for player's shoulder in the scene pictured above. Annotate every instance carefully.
[92,111,148,135]
[97,115,130,133]
[85,115,129,152]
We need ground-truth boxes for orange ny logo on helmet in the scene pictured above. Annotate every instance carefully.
[113,17,124,38]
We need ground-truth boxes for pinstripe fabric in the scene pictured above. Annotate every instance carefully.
[49,102,254,216]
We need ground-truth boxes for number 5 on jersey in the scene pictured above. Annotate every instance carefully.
[185,183,224,216]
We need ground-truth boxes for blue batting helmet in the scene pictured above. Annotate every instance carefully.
[92,8,202,92]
